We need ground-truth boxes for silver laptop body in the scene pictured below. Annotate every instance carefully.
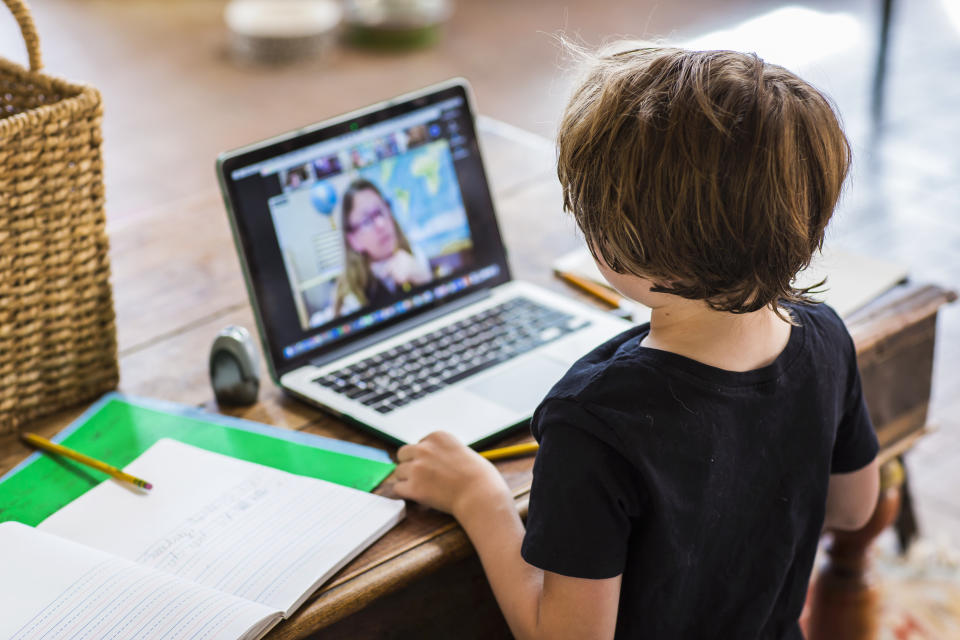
[216,78,630,446]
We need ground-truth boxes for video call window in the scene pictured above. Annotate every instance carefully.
[313,154,342,180]
[268,135,474,331]
[282,163,312,191]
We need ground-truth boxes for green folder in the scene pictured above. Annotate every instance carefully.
[0,393,396,526]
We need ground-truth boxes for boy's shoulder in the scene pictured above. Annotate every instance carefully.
[787,301,855,353]
[788,299,844,324]
[530,324,658,454]
[542,302,853,407]
[540,324,660,408]
[530,302,861,482]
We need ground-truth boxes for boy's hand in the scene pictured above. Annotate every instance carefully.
[394,431,511,518]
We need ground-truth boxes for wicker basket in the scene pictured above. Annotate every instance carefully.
[0,0,118,433]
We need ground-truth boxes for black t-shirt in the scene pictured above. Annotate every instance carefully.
[521,302,878,639]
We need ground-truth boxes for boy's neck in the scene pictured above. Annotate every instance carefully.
[642,300,793,373]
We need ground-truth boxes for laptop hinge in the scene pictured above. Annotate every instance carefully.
[308,288,493,368]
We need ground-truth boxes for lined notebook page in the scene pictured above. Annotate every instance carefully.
[38,439,405,617]
[0,522,278,640]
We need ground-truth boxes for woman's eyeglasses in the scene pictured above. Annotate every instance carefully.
[347,207,389,233]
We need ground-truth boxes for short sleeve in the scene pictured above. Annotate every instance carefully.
[521,400,643,579]
[831,345,879,473]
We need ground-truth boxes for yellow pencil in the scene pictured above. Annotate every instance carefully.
[21,432,153,490]
[480,442,539,461]
[555,269,625,309]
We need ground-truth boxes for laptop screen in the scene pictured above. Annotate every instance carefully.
[217,81,511,375]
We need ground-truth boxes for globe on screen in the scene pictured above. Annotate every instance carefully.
[311,181,338,216]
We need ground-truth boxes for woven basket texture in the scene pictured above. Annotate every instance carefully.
[0,0,118,433]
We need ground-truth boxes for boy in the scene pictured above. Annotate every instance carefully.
[394,46,880,639]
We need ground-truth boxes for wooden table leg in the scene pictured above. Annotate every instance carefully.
[805,460,904,640]
[894,455,919,552]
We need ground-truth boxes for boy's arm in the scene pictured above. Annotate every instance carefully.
[395,432,621,640]
[823,457,880,531]
[825,328,881,532]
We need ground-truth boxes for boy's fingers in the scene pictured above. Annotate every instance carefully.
[393,477,421,502]
[394,459,425,484]
[393,478,411,498]
[422,431,456,448]
[397,444,416,462]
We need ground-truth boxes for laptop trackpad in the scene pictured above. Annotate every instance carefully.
[464,355,568,414]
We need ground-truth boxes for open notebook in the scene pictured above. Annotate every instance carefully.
[0,439,405,640]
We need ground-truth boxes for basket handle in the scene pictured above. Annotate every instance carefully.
[3,0,42,71]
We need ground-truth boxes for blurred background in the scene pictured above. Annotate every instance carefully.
[2,0,958,543]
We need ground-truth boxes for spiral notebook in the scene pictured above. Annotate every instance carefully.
[0,439,405,640]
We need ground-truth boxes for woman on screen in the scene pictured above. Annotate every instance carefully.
[332,179,432,317]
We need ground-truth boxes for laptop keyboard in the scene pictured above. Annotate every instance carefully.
[313,297,590,414]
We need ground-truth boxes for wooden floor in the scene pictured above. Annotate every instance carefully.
[5,0,958,544]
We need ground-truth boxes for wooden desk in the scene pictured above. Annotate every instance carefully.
[0,122,954,640]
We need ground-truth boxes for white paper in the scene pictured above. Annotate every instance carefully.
[38,439,405,616]
[0,521,277,640]
[794,246,908,317]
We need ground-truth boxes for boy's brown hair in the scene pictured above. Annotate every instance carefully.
[557,46,852,313]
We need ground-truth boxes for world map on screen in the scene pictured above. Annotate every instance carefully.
[356,139,472,260]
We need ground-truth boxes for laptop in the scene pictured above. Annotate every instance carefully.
[216,78,631,447]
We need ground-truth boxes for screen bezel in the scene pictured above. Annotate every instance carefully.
[216,79,512,381]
